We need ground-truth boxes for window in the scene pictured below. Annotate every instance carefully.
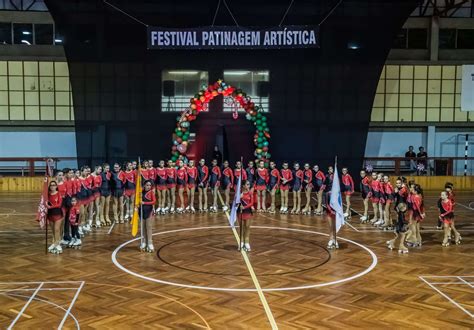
[0,22,12,44]
[161,70,209,112]
[457,29,474,49]
[35,24,53,45]
[222,70,269,112]
[439,29,456,49]
[13,23,32,45]
[407,29,427,49]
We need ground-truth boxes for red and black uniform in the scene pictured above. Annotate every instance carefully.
[395,185,408,206]
[124,170,136,197]
[77,176,90,205]
[100,171,112,197]
[57,181,68,216]
[68,205,81,239]
[155,167,167,191]
[92,174,102,199]
[176,167,188,189]
[383,181,395,205]
[438,198,454,225]
[360,176,371,199]
[303,169,313,189]
[341,173,354,196]
[268,168,280,190]
[111,170,126,198]
[209,165,221,189]
[406,192,414,218]
[246,167,256,188]
[85,175,94,204]
[166,167,177,189]
[448,191,456,210]
[255,168,269,191]
[240,190,254,221]
[280,168,293,191]
[186,166,198,189]
[292,169,304,192]
[47,192,63,222]
[222,167,234,190]
[411,194,424,222]
[148,167,156,183]
[74,178,82,201]
[312,170,326,192]
[140,189,156,219]
[141,168,151,182]
[370,179,382,203]
[198,165,209,188]
[233,168,247,191]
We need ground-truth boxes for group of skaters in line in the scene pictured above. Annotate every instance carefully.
[45,158,462,254]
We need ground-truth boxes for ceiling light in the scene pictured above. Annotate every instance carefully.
[168,71,199,75]
[224,71,250,76]
[55,39,63,43]
[22,31,31,35]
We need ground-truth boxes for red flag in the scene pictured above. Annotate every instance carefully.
[36,159,54,229]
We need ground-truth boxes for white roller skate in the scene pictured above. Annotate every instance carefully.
[190,207,196,213]
[374,219,384,226]
[146,243,155,253]
[78,226,84,237]
[176,207,184,214]
[55,245,63,254]
[222,205,229,212]
[244,243,251,252]
[139,241,146,252]
[238,241,244,251]
[72,238,82,248]
[68,238,76,248]
[95,219,101,228]
[327,239,335,249]
[155,207,161,214]
[360,215,368,223]
[170,207,175,214]
[279,206,284,213]
[48,243,56,252]
[185,206,191,213]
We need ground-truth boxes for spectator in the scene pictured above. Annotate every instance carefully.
[417,146,428,175]
[212,145,223,165]
[405,146,416,172]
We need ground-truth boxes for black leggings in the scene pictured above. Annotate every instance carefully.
[71,225,80,239]
[63,210,71,240]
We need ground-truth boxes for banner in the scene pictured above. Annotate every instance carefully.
[148,26,319,50]
[36,159,54,229]
[461,65,474,112]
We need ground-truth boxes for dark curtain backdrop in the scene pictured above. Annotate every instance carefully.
[45,0,419,175]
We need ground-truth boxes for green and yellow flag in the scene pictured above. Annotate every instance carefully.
[131,160,142,237]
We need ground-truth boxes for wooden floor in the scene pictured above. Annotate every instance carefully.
[0,191,473,329]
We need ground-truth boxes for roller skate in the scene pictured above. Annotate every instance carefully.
[67,239,76,248]
[170,207,175,214]
[72,238,82,249]
[244,243,251,252]
[155,207,161,214]
[442,237,450,247]
[95,218,101,228]
[190,207,196,213]
[48,243,56,253]
[398,246,409,254]
[55,245,63,254]
[386,240,395,250]
[105,216,112,226]
[185,206,191,213]
[139,241,146,252]
[360,215,368,223]
[290,207,297,215]
[454,234,462,245]
[146,243,155,253]
[222,205,229,212]
[327,239,335,249]
[279,206,284,213]
[78,226,84,237]
[314,209,323,216]
[176,207,184,214]
[238,241,244,251]
[203,207,208,213]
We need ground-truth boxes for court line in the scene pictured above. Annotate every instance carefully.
[457,277,474,288]
[309,197,359,232]
[0,288,79,292]
[456,202,474,211]
[422,275,474,278]
[7,282,44,329]
[419,276,474,318]
[216,191,278,330]
[9,309,32,319]
[58,281,84,330]
[3,293,80,329]
[427,282,474,285]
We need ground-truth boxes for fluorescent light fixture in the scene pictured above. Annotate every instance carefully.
[256,71,269,76]
[22,31,31,35]
[168,71,199,75]
[21,40,31,45]
[55,39,63,43]
[347,42,360,50]
[224,71,250,76]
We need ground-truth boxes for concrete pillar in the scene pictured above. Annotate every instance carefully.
[430,16,439,61]
[427,125,436,174]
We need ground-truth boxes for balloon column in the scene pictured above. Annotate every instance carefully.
[170,80,271,164]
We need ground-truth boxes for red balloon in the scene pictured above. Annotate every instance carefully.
[177,138,182,143]
[172,146,177,151]
[263,147,268,152]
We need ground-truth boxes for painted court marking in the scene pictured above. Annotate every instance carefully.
[112,226,378,292]
[419,276,474,318]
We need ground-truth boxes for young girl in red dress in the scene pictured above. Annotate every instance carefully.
[255,160,269,212]
[268,161,280,214]
[221,160,234,212]
[47,180,64,254]
[209,159,221,213]
[138,180,157,253]
[124,162,136,221]
[234,161,247,187]
[197,159,209,212]
[438,190,461,246]
[382,174,394,229]
[67,197,82,248]
[408,184,425,247]
[341,168,354,219]
[166,160,177,213]
[312,165,325,215]
[155,160,167,214]
[279,162,292,213]
[369,172,381,225]
[186,160,197,213]
[91,165,103,227]
[302,163,313,215]
[176,160,188,213]
[239,180,255,252]
[359,170,371,223]
[291,163,304,214]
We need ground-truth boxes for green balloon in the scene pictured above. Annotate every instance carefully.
[257,126,263,131]
[177,131,183,137]
[258,132,263,137]
[257,112,262,118]
[266,153,271,158]
[257,137,263,143]
[256,120,262,125]
[263,141,269,146]
[261,116,267,121]
[175,128,180,133]
[258,143,263,148]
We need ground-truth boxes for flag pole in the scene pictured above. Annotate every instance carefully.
[138,157,144,248]
[334,156,338,246]
[45,214,48,254]
[239,156,244,248]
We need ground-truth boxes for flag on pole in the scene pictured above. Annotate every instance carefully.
[229,171,242,227]
[330,160,345,233]
[35,159,53,229]
[131,159,142,237]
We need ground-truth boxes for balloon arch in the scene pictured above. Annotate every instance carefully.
[170,80,271,165]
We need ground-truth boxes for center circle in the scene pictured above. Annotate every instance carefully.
[157,233,331,276]
[112,226,378,292]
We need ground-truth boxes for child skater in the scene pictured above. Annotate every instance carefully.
[47,180,64,254]
[408,184,425,247]
[67,197,82,248]
[99,163,112,225]
[382,174,395,229]
[359,170,371,223]
[374,172,385,226]
[124,162,136,222]
[91,165,103,227]
[302,163,313,215]
[209,159,221,212]
[255,160,269,212]
[176,160,188,213]
[246,161,256,192]
[166,160,177,213]
[197,158,209,212]
[111,163,126,224]
[312,165,326,215]
[84,166,94,231]
[438,191,461,246]
[268,161,280,214]
[291,163,304,214]
[438,182,455,229]
[186,160,197,213]
[234,160,247,187]
[222,160,234,211]
[387,177,410,253]
[369,172,381,225]
[239,180,255,252]
[341,168,354,219]
[279,162,292,213]
[155,160,168,215]
[323,166,334,214]
[62,168,75,244]
[138,180,156,253]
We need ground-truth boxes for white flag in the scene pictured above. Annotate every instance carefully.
[330,163,345,233]
[229,172,242,227]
